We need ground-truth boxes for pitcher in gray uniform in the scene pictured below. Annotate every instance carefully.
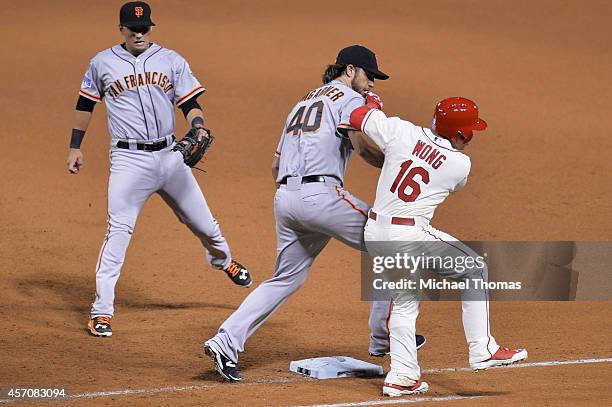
[66,1,252,338]
[204,45,424,381]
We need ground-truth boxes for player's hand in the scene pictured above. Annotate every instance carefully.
[194,126,210,143]
[67,149,84,174]
[365,91,383,111]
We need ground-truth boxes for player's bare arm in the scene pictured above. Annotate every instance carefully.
[347,130,384,168]
[184,106,209,140]
[271,155,280,179]
[67,108,94,174]
[271,154,280,186]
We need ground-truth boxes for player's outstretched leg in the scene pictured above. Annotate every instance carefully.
[159,159,251,287]
[204,226,330,380]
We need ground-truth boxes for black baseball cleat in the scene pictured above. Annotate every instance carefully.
[222,260,252,288]
[369,334,426,357]
[204,342,241,382]
[416,334,426,350]
[87,316,112,337]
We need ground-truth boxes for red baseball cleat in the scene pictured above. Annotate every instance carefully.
[470,346,528,370]
[383,380,429,397]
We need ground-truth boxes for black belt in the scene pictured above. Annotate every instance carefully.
[279,175,342,185]
[116,136,174,152]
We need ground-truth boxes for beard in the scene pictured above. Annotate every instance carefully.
[350,76,365,95]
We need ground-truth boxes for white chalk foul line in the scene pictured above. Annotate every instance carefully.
[422,357,612,374]
[69,377,299,399]
[295,358,612,407]
[0,357,610,404]
[0,378,302,404]
[295,395,483,407]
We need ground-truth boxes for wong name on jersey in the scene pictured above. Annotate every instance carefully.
[411,139,446,170]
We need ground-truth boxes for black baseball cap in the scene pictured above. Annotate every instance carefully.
[336,45,389,80]
[120,1,155,27]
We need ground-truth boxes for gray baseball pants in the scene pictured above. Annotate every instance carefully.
[207,177,390,362]
[91,146,232,317]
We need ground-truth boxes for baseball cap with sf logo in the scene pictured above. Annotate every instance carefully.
[120,1,156,27]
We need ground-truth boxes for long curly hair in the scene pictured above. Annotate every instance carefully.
[322,64,347,84]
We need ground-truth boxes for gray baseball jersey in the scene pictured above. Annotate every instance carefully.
[275,80,364,182]
[80,43,204,142]
[207,80,393,363]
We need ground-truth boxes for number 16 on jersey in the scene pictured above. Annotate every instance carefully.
[390,160,430,203]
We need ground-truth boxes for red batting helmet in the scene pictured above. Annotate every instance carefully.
[432,97,487,143]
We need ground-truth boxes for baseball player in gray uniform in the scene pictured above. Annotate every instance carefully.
[66,1,251,338]
[204,46,424,381]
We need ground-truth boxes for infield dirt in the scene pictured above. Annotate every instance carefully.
[1,0,611,405]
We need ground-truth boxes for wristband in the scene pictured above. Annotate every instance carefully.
[191,117,204,128]
[70,129,86,149]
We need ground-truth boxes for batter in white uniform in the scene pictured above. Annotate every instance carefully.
[349,95,528,397]
[66,1,251,338]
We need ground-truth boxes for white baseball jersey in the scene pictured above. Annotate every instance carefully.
[79,43,204,142]
[360,110,471,221]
